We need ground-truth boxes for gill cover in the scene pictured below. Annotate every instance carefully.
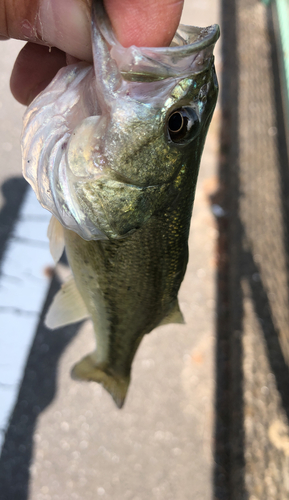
[22,0,219,241]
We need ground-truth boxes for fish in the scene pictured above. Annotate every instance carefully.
[22,0,220,408]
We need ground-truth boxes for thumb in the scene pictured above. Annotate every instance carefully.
[4,0,184,60]
[3,0,92,61]
[37,0,92,61]
[9,0,184,105]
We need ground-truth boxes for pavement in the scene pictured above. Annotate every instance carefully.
[2,0,289,499]
[0,2,221,500]
[215,0,289,498]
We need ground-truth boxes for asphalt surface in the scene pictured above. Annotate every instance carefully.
[215,0,289,498]
[2,0,289,499]
[0,2,221,500]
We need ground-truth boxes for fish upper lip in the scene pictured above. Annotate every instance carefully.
[148,24,220,56]
[107,25,219,82]
[93,0,219,82]
[96,0,220,55]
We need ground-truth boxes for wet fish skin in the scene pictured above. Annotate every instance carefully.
[65,67,218,408]
[73,69,217,240]
[65,208,188,408]
[22,0,219,408]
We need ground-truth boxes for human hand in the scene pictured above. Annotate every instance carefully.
[0,0,183,106]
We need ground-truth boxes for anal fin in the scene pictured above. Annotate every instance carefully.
[45,277,90,329]
[71,354,129,409]
[47,215,65,263]
[158,300,185,327]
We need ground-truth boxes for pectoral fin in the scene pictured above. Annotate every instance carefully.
[47,215,65,263]
[71,354,129,409]
[158,300,185,326]
[45,277,90,329]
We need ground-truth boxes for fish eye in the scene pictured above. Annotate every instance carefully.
[167,107,200,144]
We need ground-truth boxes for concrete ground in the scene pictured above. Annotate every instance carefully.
[215,0,289,498]
[0,1,221,500]
[2,0,289,499]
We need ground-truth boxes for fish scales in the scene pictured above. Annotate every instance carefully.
[22,0,220,407]
[65,179,192,374]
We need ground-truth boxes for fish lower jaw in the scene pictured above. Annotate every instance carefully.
[71,353,130,409]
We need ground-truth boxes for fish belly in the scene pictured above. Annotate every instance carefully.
[63,213,188,407]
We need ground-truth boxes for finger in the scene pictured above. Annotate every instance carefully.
[9,0,184,105]
[38,0,183,53]
[10,42,66,105]
[105,0,184,47]
[2,0,92,61]
[2,0,183,56]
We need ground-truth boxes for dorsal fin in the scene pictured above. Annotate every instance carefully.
[47,215,65,263]
[45,277,90,329]
[158,300,185,327]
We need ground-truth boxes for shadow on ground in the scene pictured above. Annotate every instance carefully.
[0,180,80,500]
[0,272,81,500]
[0,177,28,262]
[1,1,289,497]
[213,0,289,498]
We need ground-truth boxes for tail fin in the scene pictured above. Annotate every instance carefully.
[71,354,129,409]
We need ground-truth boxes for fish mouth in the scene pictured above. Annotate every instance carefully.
[93,0,220,82]
[22,1,220,243]
[120,24,220,82]
[170,24,220,52]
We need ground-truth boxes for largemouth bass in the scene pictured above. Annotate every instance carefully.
[22,0,219,408]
